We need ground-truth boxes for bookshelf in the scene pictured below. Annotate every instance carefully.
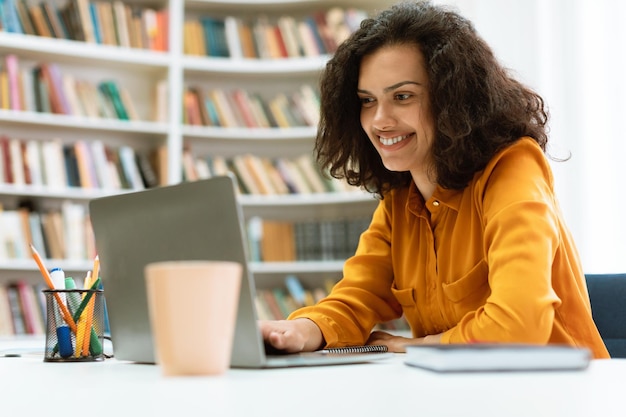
[0,0,395,335]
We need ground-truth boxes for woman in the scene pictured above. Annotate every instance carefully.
[260,1,609,358]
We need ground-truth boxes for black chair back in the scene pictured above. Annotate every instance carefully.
[585,273,626,358]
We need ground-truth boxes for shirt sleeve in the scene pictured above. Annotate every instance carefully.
[288,198,403,347]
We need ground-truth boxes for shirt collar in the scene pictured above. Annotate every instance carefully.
[406,182,464,214]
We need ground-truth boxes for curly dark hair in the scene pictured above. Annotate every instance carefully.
[315,1,549,198]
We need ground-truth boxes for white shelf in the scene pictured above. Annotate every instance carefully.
[1,259,343,277]
[0,32,170,72]
[185,0,386,12]
[239,191,376,207]
[250,260,345,274]
[0,184,128,201]
[0,183,375,206]
[0,110,169,135]
[182,125,316,141]
[182,55,328,77]
[0,259,93,274]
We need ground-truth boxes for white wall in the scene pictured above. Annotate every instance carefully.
[435,0,626,273]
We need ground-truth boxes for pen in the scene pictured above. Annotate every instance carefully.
[29,244,77,333]
[64,276,82,316]
[50,267,72,358]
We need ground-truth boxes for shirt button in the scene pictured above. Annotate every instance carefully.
[432,201,440,207]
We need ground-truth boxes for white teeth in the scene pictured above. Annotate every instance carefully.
[379,134,410,146]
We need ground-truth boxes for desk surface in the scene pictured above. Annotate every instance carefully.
[1,337,624,417]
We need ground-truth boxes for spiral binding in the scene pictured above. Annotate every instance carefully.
[322,345,389,354]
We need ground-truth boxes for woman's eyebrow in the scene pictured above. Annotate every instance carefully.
[357,81,422,95]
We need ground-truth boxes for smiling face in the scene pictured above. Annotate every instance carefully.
[358,43,437,194]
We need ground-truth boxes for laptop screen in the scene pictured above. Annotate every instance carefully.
[89,176,266,366]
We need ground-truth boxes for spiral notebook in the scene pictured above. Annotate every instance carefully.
[90,175,393,368]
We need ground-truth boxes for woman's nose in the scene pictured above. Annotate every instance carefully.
[372,102,396,129]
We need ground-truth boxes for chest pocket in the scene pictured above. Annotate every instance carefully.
[441,260,490,305]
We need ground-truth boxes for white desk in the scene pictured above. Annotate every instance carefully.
[2,337,625,417]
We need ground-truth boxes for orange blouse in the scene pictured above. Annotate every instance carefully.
[289,137,609,359]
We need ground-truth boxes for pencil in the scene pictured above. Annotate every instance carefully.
[92,255,100,282]
[29,244,77,333]
[81,272,97,356]
[75,271,92,357]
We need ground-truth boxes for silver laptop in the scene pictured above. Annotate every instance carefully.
[89,175,392,367]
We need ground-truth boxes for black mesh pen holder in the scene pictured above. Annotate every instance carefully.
[43,289,105,362]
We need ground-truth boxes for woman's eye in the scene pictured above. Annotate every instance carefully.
[395,93,412,101]
[359,97,375,106]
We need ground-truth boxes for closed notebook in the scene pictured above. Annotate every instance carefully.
[404,344,591,372]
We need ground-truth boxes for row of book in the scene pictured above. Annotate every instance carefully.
[0,280,47,336]
[0,0,168,51]
[247,216,371,262]
[182,150,356,195]
[0,54,140,119]
[0,134,358,196]
[256,275,410,331]
[0,201,95,262]
[0,136,158,191]
[183,84,320,128]
[183,7,367,59]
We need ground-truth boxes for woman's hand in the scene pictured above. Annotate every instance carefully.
[366,330,443,353]
[259,318,324,353]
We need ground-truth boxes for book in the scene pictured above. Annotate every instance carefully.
[1,210,29,259]
[28,211,49,259]
[237,19,258,58]
[61,73,84,116]
[0,286,15,335]
[277,16,302,57]
[8,138,25,185]
[404,344,592,373]
[15,281,45,335]
[112,0,131,47]
[99,81,129,120]
[15,0,36,36]
[4,54,21,111]
[41,210,65,259]
[6,285,26,335]
[89,139,113,189]
[74,139,97,188]
[62,200,86,260]
[62,143,81,187]
[135,151,159,188]
[41,139,67,188]
[118,146,144,190]
[42,1,68,39]
[29,4,53,37]
[224,16,243,59]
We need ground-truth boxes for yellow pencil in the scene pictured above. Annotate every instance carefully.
[81,271,97,356]
[92,255,100,282]
[75,271,92,357]
[29,244,77,333]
